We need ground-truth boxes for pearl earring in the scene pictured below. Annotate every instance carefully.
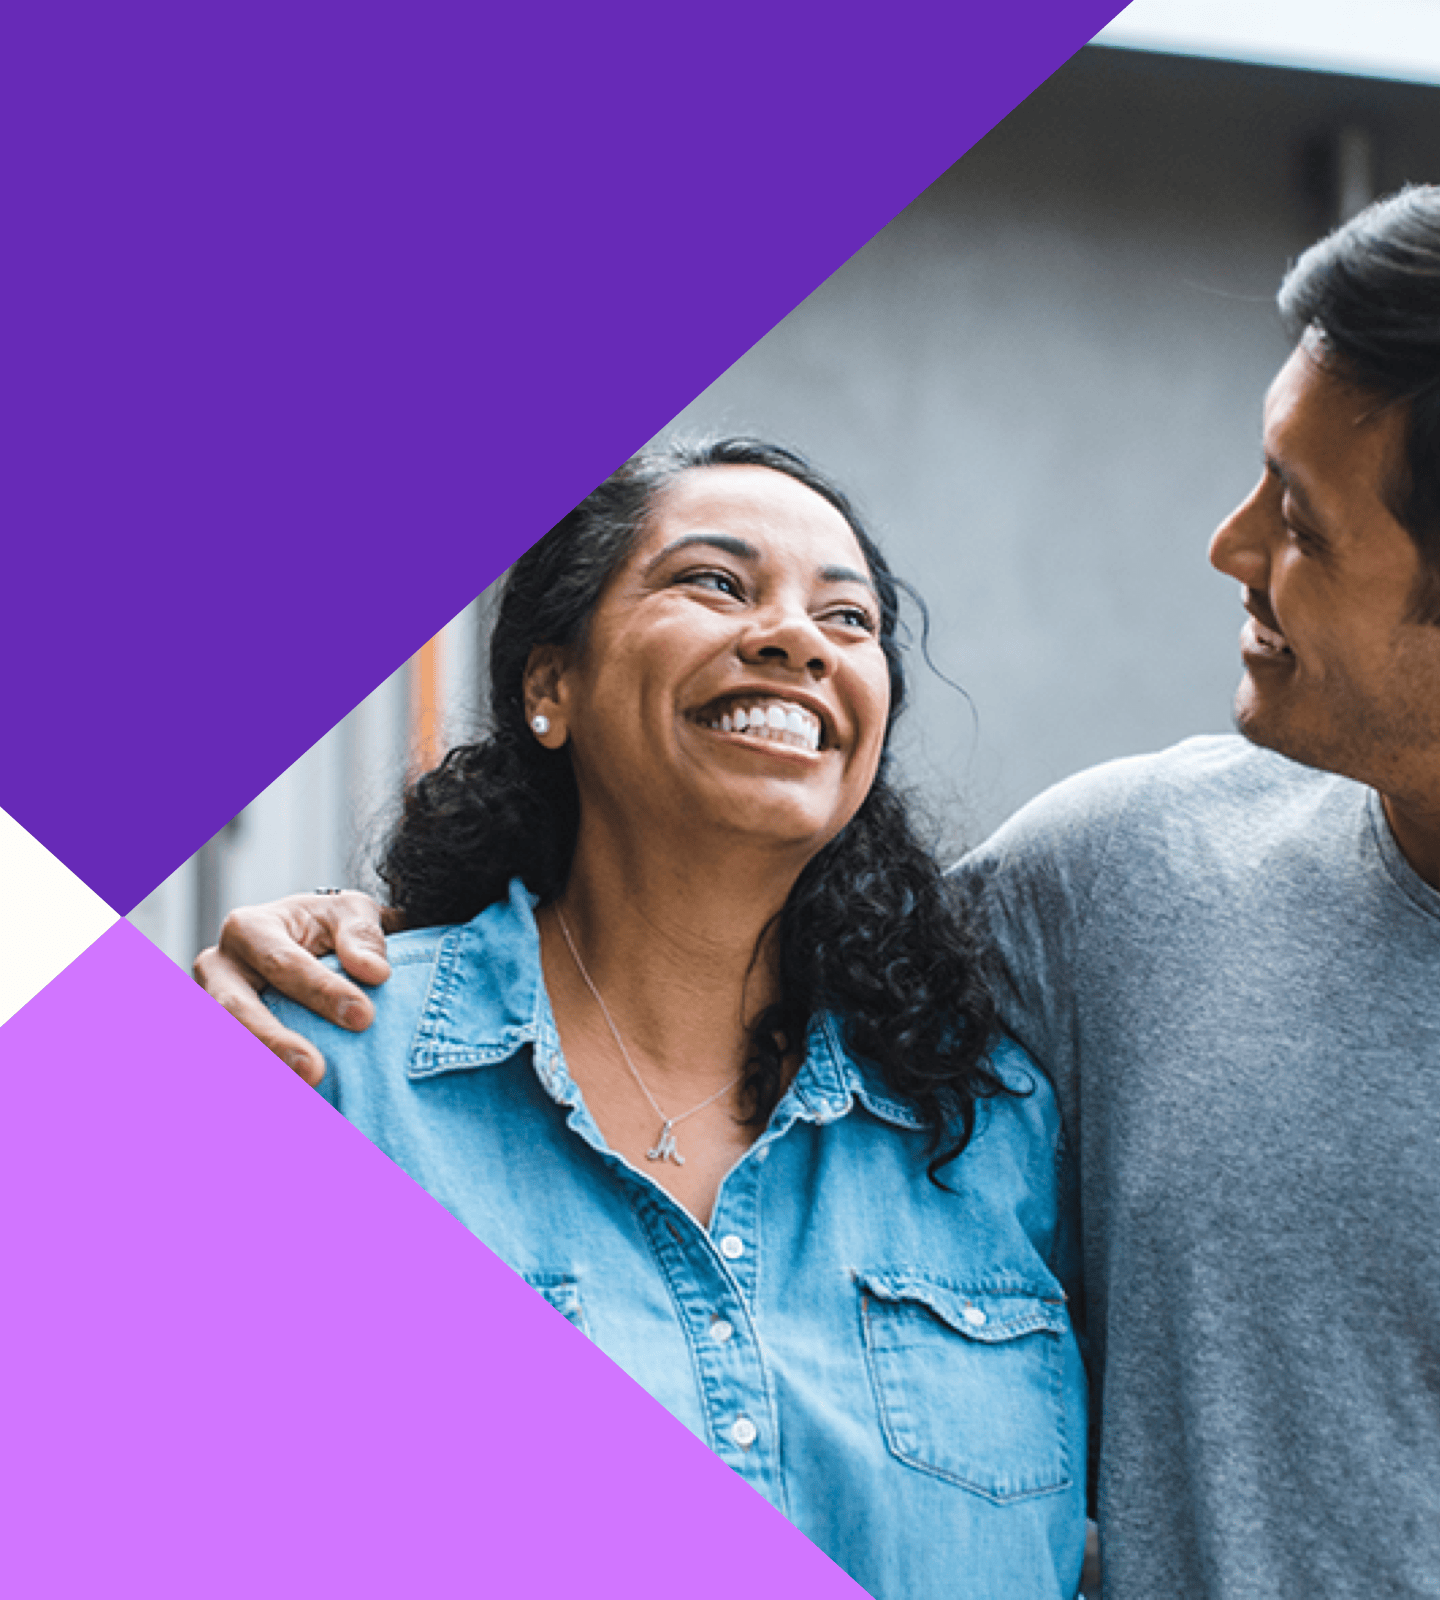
[531,714,550,736]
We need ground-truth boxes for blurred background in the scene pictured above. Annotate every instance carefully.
[134,7,1440,966]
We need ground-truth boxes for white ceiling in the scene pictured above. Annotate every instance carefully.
[1095,0,1440,86]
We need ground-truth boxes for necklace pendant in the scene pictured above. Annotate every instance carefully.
[647,1122,686,1166]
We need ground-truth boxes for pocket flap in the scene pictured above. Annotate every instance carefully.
[857,1270,1077,1501]
[858,1271,1068,1343]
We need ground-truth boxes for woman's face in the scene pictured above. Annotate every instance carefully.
[536,465,892,867]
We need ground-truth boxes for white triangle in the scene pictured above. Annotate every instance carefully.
[0,805,119,1026]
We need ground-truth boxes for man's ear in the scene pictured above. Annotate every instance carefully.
[523,644,569,747]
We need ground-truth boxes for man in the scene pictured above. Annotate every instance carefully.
[198,189,1440,1597]
[951,184,1440,1598]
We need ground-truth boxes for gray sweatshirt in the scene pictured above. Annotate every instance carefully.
[955,735,1440,1600]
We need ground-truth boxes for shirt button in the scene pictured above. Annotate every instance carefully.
[719,1234,745,1260]
[962,1306,987,1327]
[710,1318,734,1344]
[731,1416,758,1448]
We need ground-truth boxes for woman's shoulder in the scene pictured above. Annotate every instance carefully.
[262,880,545,1091]
[980,1035,1064,1138]
[985,1034,1054,1098]
[261,925,460,1083]
[377,923,456,968]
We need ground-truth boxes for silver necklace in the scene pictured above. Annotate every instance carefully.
[555,906,743,1166]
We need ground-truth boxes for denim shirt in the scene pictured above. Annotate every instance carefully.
[268,880,1086,1599]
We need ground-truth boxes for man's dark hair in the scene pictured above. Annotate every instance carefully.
[1279,185,1440,622]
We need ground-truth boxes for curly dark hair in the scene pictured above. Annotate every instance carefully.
[379,437,1009,1177]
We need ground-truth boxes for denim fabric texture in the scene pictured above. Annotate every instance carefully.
[266,879,1087,1599]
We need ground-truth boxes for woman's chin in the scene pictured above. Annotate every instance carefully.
[676,788,854,863]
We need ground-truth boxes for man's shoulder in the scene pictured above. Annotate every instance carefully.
[958,736,1356,901]
[990,736,1328,848]
[1021,733,1298,816]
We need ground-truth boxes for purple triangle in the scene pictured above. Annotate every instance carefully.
[0,919,866,1596]
[2,1,1128,912]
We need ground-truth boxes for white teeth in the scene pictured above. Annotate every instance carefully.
[700,697,822,752]
[1248,618,1290,654]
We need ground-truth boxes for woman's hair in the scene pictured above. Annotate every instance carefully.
[379,437,1007,1176]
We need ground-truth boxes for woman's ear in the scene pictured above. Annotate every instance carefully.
[523,644,569,748]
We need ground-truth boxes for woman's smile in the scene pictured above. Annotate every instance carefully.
[690,693,826,756]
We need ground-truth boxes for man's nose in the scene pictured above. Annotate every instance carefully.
[1209,479,1272,588]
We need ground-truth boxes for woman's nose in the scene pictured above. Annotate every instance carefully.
[740,607,836,677]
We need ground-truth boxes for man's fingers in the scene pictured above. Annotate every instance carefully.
[242,937,377,1031]
[192,946,328,1085]
[196,889,393,1075]
[323,892,393,989]
[212,896,384,1030]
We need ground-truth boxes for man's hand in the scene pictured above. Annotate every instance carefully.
[193,891,397,1085]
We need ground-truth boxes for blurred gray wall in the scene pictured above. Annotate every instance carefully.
[134,45,1440,964]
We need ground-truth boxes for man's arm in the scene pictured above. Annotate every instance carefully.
[192,890,395,1083]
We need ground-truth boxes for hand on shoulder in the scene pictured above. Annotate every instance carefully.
[192,890,394,1082]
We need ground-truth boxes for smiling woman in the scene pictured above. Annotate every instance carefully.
[259,438,1088,1599]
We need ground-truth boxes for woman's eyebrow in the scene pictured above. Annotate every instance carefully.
[820,563,876,592]
[643,533,760,573]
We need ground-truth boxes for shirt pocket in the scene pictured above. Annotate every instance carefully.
[522,1273,592,1338]
[857,1270,1073,1503]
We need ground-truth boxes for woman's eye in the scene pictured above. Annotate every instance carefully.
[825,605,878,633]
[678,568,744,599]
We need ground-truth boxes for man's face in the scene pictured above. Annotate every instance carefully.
[1208,340,1440,799]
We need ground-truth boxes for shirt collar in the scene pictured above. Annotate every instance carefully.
[403,877,925,1131]
[405,878,548,1080]
[782,1014,925,1132]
